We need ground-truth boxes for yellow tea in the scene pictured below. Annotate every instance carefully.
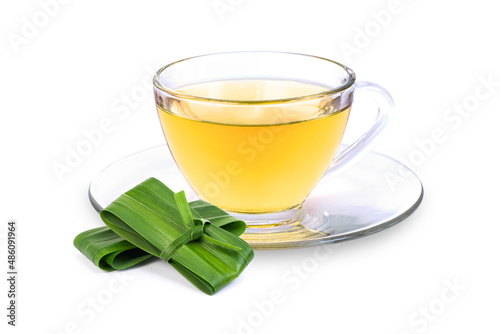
[157,79,351,213]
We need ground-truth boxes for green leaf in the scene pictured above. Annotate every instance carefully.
[73,226,154,271]
[74,177,253,295]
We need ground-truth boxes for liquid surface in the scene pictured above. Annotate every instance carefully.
[157,79,350,213]
[176,79,330,101]
[169,79,336,125]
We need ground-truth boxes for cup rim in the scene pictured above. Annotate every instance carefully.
[153,51,356,105]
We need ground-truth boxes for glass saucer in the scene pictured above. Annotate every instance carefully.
[89,145,423,249]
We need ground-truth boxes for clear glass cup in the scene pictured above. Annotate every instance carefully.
[153,51,394,229]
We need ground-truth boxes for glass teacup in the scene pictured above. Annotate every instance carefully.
[153,52,394,228]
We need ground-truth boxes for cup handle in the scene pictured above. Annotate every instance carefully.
[320,81,395,182]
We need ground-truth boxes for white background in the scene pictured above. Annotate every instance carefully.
[1,0,499,333]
